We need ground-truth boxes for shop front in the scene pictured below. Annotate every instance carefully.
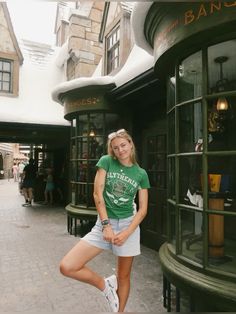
[138,1,236,311]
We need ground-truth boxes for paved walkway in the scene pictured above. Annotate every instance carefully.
[0,179,164,312]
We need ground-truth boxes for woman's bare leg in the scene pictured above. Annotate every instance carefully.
[60,239,105,290]
[116,256,134,312]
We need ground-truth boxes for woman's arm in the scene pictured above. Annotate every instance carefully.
[114,188,148,246]
[93,168,115,242]
[93,168,108,221]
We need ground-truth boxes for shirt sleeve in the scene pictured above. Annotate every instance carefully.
[96,155,110,172]
[139,168,151,189]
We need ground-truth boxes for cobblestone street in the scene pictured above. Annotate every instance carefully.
[0,179,164,312]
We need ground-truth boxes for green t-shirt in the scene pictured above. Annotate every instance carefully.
[96,155,150,219]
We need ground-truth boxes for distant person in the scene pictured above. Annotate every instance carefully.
[22,158,37,207]
[18,161,25,183]
[12,163,19,182]
[43,168,55,205]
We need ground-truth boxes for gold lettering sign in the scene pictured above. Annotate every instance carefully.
[184,2,236,26]
[65,97,101,114]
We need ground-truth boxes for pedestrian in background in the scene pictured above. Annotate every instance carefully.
[43,167,55,205]
[22,158,37,207]
[60,129,150,312]
[12,162,18,182]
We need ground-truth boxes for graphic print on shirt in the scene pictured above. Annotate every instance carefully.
[106,171,138,206]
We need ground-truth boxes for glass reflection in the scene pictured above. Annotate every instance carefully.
[167,73,175,111]
[181,208,203,265]
[208,40,236,94]
[180,156,202,207]
[208,96,236,151]
[179,51,202,103]
[168,111,175,154]
[179,102,202,153]
[169,203,176,249]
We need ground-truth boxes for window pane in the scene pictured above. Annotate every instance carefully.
[3,61,10,71]
[78,160,87,182]
[71,119,76,137]
[106,26,120,74]
[2,82,10,91]
[180,155,202,206]
[181,208,203,264]
[169,203,176,249]
[3,73,10,81]
[208,40,236,94]
[178,51,202,102]
[179,102,202,153]
[77,183,87,205]
[77,115,88,136]
[168,157,175,200]
[71,161,77,182]
[208,156,236,198]
[207,96,236,150]
[167,74,175,111]
[167,110,175,154]
[71,139,76,159]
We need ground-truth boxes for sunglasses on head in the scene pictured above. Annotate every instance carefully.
[108,129,126,140]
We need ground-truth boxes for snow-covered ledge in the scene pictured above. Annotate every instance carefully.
[131,2,154,56]
[51,76,115,103]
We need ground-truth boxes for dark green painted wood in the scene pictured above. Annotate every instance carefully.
[159,242,236,311]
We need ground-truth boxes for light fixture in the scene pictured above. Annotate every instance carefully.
[216,96,228,111]
[89,129,95,137]
[214,56,229,111]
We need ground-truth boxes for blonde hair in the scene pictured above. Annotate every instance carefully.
[107,129,138,165]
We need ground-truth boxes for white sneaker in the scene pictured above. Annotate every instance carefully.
[103,274,119,312]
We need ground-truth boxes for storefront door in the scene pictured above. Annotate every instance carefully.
[141,121,167,250]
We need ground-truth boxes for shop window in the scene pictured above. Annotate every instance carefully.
[208,40,236,95]
[167,73,175,111]
[106,25,120,74]
[180,208,203,265]
[178,51,202,103]
[179,102,203,153]
[167,111,175,154]
[167,37,236,275]
[69,112,120,209]
[167,157,175,201]
[0,59,12,93]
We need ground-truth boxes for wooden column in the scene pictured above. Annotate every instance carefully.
[208,198,224,257]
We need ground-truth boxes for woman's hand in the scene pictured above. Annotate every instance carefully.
[113,229,130,246]
[102,225,115,243]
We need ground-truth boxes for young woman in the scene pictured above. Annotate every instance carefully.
[59,129,150,312]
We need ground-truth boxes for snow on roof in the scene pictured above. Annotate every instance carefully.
[0,40,69,126]
[131,2,154,56]
[114,44,153,87]
[52,2,154,104]
[120,2,135,14]
[51,76,115,102]
[52,43,154,103]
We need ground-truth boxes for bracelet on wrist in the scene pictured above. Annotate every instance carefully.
[101,219,110,226]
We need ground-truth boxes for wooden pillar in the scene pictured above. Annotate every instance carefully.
[208,198,224,257]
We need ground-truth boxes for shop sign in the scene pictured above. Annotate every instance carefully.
[153,2,236,61]
[64,95,108,116]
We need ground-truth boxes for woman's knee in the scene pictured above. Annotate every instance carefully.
[59,258,76,277]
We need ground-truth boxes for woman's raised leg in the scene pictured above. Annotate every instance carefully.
[60,239,105,290]
[116,256,134,312]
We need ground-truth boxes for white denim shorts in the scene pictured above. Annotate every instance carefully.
[82,215,140,257]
